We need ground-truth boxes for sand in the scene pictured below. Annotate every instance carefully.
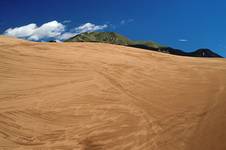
[0,36,226,150]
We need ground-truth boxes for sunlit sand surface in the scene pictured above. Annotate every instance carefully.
[0,36,226,150]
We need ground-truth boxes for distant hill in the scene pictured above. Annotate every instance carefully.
[136,46,223,58]
[65,32,131,45]
[65,32,163,49]
[188,49,222,57]
[65,32,222,58]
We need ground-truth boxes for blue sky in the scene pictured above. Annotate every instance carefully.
[0,0,226,57]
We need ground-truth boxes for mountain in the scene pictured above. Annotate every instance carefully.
[65,32,131,45]
[65,32,164,49]
[65,32,222,58]
[148,47,223,58]
[188,48,222,57]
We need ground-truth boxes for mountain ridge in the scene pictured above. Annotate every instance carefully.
[65,32,223,58]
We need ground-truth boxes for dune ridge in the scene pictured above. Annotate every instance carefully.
[0,36,226,150]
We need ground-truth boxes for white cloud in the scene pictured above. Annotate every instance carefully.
[120,19,134,25]
[178,39,188,42]
[75,23,108,33]
[28,21,65,40]
[5,21,65,41]
[58,32,77,40]
[63,20,71,24]
[4,21,108,41]
[4,23,37,38]
[120,20,126,25]
[57,23,107,40]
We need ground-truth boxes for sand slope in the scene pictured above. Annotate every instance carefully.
[0,36,226,150]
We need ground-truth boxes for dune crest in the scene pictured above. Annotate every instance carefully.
[0,36,226,150]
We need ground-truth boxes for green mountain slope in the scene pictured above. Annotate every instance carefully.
[65,32,163,49]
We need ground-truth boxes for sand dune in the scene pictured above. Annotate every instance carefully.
[0,36,226,150]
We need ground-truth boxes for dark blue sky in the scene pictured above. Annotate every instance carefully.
[1,0,226,57]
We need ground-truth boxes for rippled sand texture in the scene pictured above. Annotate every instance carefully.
[0,36,226,150]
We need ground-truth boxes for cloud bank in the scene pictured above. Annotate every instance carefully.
[4,21,108,41]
